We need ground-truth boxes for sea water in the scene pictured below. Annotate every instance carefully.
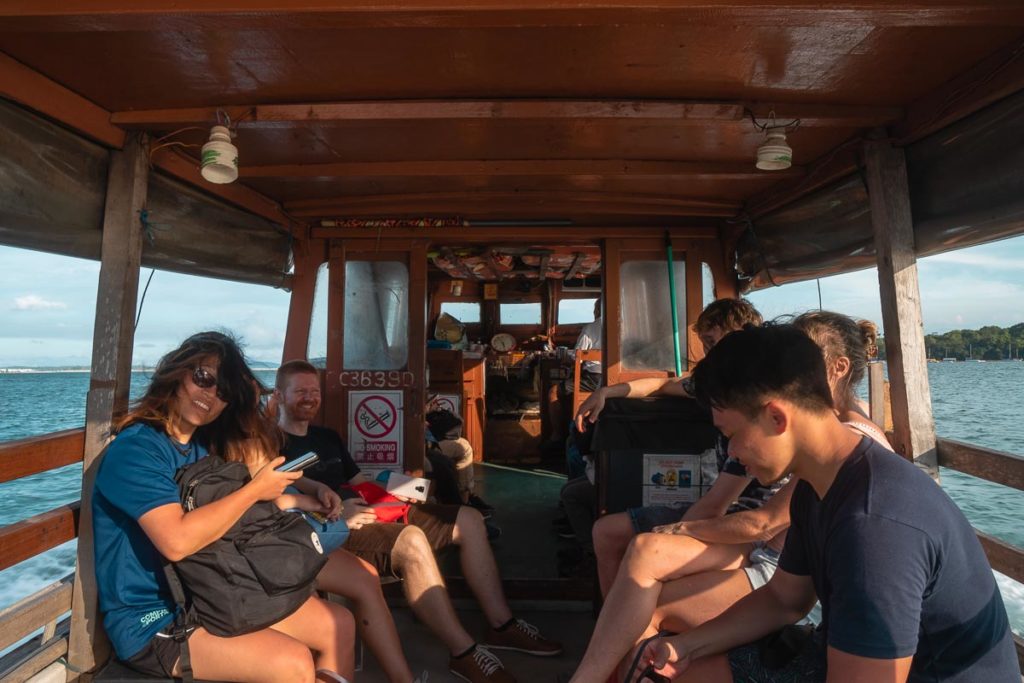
[1,364,1023,638]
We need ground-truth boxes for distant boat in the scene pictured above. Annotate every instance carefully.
[942,357,957,362]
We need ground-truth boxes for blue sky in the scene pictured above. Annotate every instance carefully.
[2,236,1023,367]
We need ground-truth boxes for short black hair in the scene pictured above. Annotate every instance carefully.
[692,324,834,417]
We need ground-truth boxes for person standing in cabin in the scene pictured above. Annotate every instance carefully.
[274,360,563,683]
[546,297,603,448]
[635,325,1019,682]
[573,297,764,596]
[91,332,356,683]
[568,311,891,683]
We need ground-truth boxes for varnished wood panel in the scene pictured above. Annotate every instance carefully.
[937,438,1024,492]
[0,505,80,573]
[0,429,85,485]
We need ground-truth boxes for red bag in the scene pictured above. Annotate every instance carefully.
[342,482,411,523]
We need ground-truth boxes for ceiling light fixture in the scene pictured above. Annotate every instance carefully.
[748,109,800,171]
[200,110,239,184]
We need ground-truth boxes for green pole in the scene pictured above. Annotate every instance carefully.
[665,231,683,376]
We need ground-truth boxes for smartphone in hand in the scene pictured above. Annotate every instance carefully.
[277,452,320,472]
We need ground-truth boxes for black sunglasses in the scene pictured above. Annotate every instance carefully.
[191,366,227,400]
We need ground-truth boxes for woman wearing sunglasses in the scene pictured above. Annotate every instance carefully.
[91,331,356,683]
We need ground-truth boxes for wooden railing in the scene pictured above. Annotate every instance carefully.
[936,437,1024,669]
[0,429,84,681]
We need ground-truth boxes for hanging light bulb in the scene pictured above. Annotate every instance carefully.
[756,130,793,170]
[200,125,239,184]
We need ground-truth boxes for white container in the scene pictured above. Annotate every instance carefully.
[756,131,793,171]
[200,125,239,184]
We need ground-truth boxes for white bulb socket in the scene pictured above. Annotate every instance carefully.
[756,131,793,171]
[200,125,239,184]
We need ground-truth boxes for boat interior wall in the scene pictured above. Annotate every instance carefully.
[0,98,294,288]
[738,88,1024,290]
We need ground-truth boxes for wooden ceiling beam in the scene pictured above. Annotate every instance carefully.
[285,191,741,218]
[110,100,899,129]
[3,2,1023,29]
[0,51,125,148]
[241,160,802,180]
[312,225,718,241]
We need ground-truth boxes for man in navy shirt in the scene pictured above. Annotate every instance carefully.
[638,325,1018,683]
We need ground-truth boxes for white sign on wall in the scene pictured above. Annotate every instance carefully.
[430,393,461,416]
[348,390,404,471]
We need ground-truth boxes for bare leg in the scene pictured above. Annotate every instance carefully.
[653,569,754,633]
[180,626,316,683]
[593,512,637,596]
[317,549,416,683]
[451,505,514,628]
[179,595,354,683]
[391,524,476,654]
[570,534,750,683]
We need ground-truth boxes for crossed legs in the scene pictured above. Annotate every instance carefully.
[570,532,751,683]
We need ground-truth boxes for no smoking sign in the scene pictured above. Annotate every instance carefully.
[348,390,404,469]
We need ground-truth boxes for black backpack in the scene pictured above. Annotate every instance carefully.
[163,455,328,639]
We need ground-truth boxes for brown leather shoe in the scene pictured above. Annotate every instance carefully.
[449,645,516,683]
[485,619,563,656]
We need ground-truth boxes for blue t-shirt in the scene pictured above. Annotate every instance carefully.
[780,437,1018,681]
[92,423,205,660]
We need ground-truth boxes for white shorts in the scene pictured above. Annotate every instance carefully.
[743,543,780,589]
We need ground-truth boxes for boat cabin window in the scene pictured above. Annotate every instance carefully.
[557,297,600,325]
[619,260,687,371]
[702,262,716,309]
[499,301,543,325]
[308,262,329,366]
[440,300,482,324]
[343,261,409,369]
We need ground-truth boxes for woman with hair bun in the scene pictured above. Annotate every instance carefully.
[92,331,355,683]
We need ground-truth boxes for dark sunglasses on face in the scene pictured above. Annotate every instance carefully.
[191,366,226,400]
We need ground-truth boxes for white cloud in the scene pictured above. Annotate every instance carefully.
[13,295,67,311]
[923,252,1024,270]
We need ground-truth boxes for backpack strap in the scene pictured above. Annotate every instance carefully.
[162,562,195,683]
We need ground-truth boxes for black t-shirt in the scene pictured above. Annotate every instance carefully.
[780,437,1018,682]
[281,425,360,491]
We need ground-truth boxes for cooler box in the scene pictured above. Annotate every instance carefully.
[593,396,719,515]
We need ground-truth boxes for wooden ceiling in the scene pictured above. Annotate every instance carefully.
[1,1,1022,226]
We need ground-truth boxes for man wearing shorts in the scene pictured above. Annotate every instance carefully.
[275,361,561,683]
[574,297,766,595]
[638,325,1018,682]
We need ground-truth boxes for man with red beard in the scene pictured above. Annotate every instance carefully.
[274,360,562,683]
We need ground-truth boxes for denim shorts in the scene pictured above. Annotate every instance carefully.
[728,626,826,682]
[627,504,692,533]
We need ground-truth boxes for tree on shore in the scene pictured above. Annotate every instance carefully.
[877,323,1024,361]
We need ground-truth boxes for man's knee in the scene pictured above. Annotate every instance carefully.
[593,512,634,552]
[454,505,485,541]
[392,525,438,570]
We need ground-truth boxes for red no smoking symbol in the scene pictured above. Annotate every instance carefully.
[436,397,457,413]
[355,396,397,438]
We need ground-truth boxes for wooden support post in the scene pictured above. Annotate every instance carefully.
[282,237,326,362]
[66,133,149,680]
[864,137,937,476]
[867,362,886,430]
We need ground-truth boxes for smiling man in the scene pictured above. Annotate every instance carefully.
[637,325,1018,683]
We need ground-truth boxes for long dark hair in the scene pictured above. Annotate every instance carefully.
[791,311,878,414]
[115,331,271,457]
